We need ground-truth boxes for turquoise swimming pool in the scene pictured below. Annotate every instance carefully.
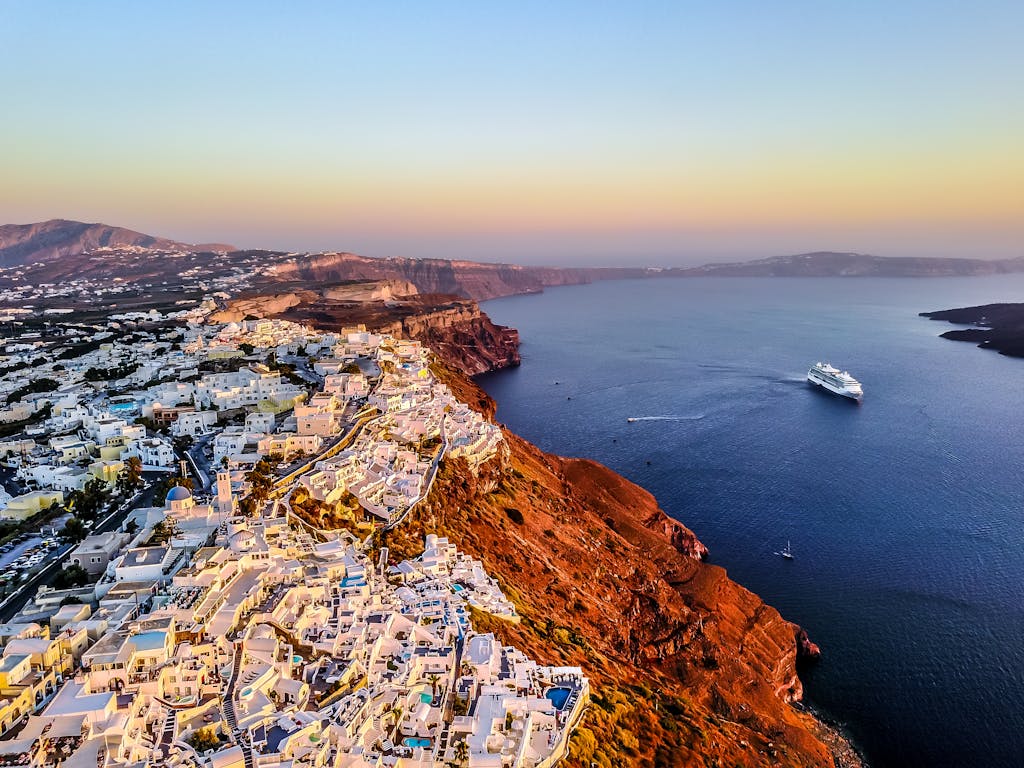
[403,737,431,748]
[545,687,571,710]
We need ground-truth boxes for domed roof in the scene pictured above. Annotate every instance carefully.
[166,485,193,502]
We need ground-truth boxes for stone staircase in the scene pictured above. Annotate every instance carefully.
[222,644,255,768]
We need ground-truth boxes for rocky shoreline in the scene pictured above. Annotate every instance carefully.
[921,303,1024,358]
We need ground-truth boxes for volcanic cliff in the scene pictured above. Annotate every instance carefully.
[258,251,632,301]
[221,283,859,765]
[381,366,860,768]
[214,282,521,374]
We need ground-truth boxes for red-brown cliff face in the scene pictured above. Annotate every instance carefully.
[225,287,861,766]
[385,366,863,768]
[373,300,520,375]
[259,251,637,301]
[220,284,521,375]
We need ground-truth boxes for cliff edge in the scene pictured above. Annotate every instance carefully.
[222,289,862,766]
[217,283,521,375]
[381,365,863,767]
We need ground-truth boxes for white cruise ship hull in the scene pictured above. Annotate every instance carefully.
[807,373,862,400]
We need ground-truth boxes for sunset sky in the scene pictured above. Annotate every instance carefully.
[2,2,1021,265]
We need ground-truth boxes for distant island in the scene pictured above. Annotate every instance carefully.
[920,303,1024,358]
[672,251,1024,278]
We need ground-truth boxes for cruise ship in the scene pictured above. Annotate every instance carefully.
[807,362,863,400]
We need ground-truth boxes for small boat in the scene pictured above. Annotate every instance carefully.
[627,417,636,423]
[778,541,794,560]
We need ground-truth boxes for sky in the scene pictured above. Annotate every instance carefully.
[1,2,1022,266]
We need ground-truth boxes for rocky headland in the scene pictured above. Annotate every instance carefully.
[257,251,621,301]
[213,281,521,375]
[920,303,1024,358]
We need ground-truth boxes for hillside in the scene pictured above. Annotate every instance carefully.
[236,286,862,764]
[377,367,863,768]
[0,219,233,266]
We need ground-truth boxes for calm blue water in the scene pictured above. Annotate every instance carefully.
[477,277,1024,768]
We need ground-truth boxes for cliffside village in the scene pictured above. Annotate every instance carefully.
[0,305,588,768]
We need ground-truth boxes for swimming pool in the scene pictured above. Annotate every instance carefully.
[403,737,431,748]
[545,687,571,710]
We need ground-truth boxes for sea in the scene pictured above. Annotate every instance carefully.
[476,276,1024,768]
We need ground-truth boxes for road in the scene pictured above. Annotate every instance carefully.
[181,434,214,492]
[0,544,73,622]
[0,472,162,622]
[270,409,379,498]
[277,353,324,387]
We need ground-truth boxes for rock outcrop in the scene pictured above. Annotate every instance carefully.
[219,285,521,375]
[920,303,1024,358]
[373,300,520,375]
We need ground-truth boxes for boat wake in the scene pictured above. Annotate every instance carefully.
[626,415,705,423]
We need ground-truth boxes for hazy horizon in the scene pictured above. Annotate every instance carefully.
[2,2,1022,265]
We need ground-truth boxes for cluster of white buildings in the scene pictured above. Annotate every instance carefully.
[0,493,588,768]
[0,306,588,768]
[0,244,262,315]
[1,403,177,520]
[0,312,503,524]
[295,333,503,525]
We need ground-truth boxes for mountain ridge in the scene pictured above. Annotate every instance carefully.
[0,219,234,266]
[2,220,1022,306]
